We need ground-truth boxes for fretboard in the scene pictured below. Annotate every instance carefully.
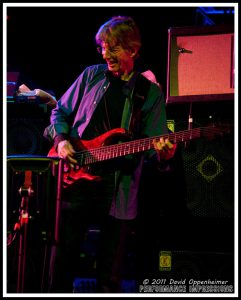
[74,126,223,166]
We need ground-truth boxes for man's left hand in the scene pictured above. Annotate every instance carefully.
[153,138,177,161]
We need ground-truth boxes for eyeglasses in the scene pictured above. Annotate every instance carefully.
[96,45,120,55]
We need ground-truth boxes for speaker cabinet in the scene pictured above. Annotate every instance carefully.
[166,25,234,103]
[181,135,234,218]
[158,250,234,286]
[165,100,234,218]
[7,103,51,156]
[136,214,234,286]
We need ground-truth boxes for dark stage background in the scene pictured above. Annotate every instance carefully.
[7,6,234,98]
[6,5,235,294]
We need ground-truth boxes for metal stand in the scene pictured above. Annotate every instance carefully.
[188,102,193,131]
[16,171,34,293]
[185,102,193,148]
[47,158,64,292]
[7,156,62,293]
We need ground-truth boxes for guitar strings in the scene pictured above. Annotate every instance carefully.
[73,126,226,163]
[73,126,229,165]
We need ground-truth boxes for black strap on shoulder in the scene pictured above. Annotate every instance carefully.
[129,73,151,137]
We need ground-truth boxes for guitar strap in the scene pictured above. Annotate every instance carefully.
[113,73,152,213]
[121,72,151,138]
[129,72,152,136]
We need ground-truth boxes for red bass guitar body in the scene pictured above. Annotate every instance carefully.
[47,128,128,188]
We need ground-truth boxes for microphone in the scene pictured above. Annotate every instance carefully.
[178,48,193,54]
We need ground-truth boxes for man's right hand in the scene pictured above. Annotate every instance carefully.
[57,140,78,165]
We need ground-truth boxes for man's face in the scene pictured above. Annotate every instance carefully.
[99,41,135,77]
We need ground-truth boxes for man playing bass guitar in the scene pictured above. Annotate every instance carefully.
[44,15,176,293]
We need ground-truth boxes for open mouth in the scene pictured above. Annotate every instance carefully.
[107,61,117,68]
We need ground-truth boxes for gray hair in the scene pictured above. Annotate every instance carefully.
[95,16,141,58]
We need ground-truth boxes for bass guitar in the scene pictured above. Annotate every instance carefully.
[48,124,232,188]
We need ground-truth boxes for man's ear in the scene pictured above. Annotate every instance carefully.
[130,48,138,58]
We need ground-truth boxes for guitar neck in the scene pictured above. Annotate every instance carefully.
[75,127,209,166]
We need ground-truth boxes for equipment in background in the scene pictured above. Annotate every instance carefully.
[7,82,57,156]
[166,24,234,104]
[7,156,63,293]
[15,84,57,108]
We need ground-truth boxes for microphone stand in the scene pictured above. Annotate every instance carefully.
[188,102,193,131]
[185,102,193,148]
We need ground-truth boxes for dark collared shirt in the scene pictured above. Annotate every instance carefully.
[45,64,168,219]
